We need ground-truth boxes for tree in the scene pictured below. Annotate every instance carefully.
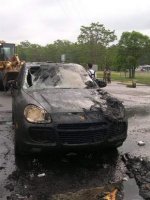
[105,45,118,68]
[77,22,117,65]
[126,56,137,78]
[53,40,73,62]
[17,41,43,61]
[78,22,116,46]
[19,40,32,48]
[117,31,150,78]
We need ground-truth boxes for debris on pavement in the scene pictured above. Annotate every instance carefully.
[5,183,14,191]
[24,185,27,189]
[7,194,33,200]
[137,141,145,146]
[51,184,121,200]
[37,173,46,177]
[103,164,109,169]
[29,173,34,179]
[123,154,150,199]
[122,177,128,181]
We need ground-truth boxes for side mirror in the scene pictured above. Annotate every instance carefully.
[95,79,107,88]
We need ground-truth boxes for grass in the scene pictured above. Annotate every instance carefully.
[96,71,150,85]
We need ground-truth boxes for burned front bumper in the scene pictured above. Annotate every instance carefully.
[15,119,128,154]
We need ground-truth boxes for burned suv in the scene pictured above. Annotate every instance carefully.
[12,62,127,155]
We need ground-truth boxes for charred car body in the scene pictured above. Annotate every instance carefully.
[12,62,127,155]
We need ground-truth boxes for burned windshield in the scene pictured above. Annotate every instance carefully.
[23,64,97,90]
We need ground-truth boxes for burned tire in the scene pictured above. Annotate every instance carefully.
[0,72,4,91]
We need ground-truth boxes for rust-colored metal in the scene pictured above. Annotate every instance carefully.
[0,55,23,71]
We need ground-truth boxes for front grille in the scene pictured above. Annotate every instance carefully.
[58,129,108,144]
[109,122,127,134]
[57,121,127,145]
[28,121,127,145]
[29,127,55,143]
[57,122,107,130]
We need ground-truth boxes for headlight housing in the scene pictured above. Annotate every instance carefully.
[24,105,52,123]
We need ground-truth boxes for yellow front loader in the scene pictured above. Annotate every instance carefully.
[0,41,24,91]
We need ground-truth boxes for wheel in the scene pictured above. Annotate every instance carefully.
[0,72,4,91]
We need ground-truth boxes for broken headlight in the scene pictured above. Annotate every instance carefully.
[24,105,52,123]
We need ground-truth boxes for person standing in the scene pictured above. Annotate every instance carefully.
[103,67,107,82]
[87,63,95,79]
[106,67,111,83]
[103,67,111,83]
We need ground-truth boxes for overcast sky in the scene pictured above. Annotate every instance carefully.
[0,0,150,45]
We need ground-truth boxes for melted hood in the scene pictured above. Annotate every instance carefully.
[25,88,106,113]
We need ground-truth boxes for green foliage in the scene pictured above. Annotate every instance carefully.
[116,31,150,78]
[77,22,117,66]
[16,23,117,68]
[16,23,150,74]
[77,22,117,46]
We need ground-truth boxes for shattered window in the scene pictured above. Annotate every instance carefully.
[23,64,97,90]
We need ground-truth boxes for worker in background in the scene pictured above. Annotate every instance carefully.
[87,63,95,79]
[106,67,111,83]
[103,67,111,83]
[103,67,107,82]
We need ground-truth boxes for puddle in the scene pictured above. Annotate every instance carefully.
[123,177,143,200]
